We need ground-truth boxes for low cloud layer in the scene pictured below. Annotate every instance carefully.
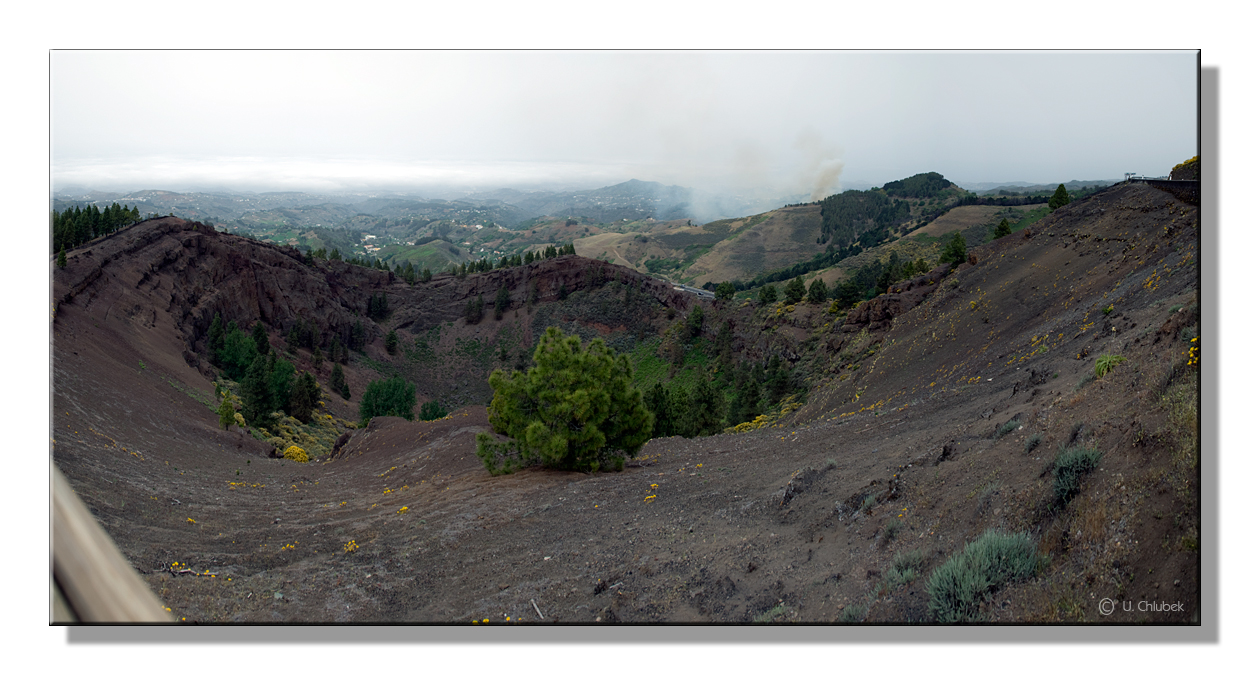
[52,51,1198,196]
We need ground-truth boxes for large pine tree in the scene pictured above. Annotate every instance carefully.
[728,374,763,426]
[330,335,345,364]
[993,219,1012,239]
[758,284,778,304]
[476,327,653,474]
[645,382,678,438]
[494,285,511,320]
[207,313,225,363]
[288,371,320,423]
[807,278,829,303]
[219,324,259,381]
[683,305,704,342]
[240,356,274,426]
[1048,184,1071,211]
[330,362,350,400]
[267,355,295,414]
[217,395,236,430]
[784,277,806,305]
[939,232,967,266]
[765,355,792,406]
[465,295,484,324]
[252,322,270,356]
[685,368,724,436]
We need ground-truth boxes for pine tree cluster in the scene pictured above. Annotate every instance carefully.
[358,377,417,425]
[366,292,390,321]
[642,354,796,439]
[51,203,143,253]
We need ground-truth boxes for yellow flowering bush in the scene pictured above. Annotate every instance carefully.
[725,395,803,433]
[284,445,310,463]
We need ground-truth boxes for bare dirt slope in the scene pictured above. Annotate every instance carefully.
[51,183,1199,623]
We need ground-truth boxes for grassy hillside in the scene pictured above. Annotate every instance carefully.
[681,208,821,286]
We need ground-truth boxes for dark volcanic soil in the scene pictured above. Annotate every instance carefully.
[51,183,1200,623]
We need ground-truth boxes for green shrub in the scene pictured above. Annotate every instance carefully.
[839,604,867,623]
[1024,433,1043,453]
[993,419,1020,440]
[1052,446,1102,507]
[927,530,1036,623]
[752,602,789,624]
[1095,354,1126,378]
[476,327,653,474]
[880,549,926,593]
[419,399,448,421]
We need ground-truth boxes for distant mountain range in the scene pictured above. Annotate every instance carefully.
[953,179,1119,194]
[53,176,1123,229]
[52,179,803,228]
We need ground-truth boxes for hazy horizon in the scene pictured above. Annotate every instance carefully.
[48,164,1128,202]
[51,51,1197,202]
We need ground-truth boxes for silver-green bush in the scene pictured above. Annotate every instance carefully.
[1052,446,1102,507]
[927,530,1036,622]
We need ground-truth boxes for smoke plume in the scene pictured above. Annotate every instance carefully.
[793,127,845,202]
[809,158,845,202]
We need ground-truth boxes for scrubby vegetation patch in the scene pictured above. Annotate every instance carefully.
[926,530,1037,623]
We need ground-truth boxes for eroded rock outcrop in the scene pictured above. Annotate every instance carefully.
[53,217,691,370]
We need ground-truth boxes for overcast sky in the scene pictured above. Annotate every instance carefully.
[52,50,1197,197]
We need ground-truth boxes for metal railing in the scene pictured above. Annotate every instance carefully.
[51,463,172,623]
